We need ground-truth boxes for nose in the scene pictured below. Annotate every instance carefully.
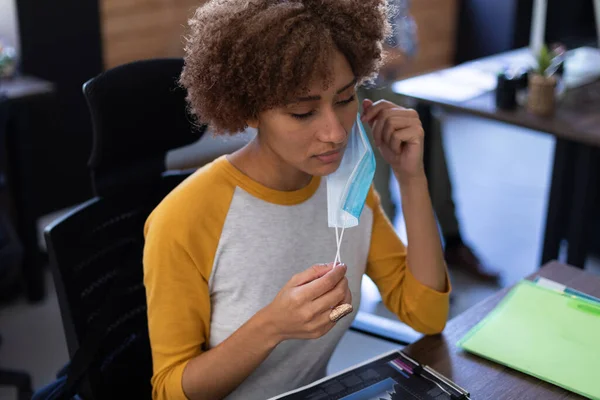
[318,108,347,144]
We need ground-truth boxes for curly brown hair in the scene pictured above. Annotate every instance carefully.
[180,0,392,134]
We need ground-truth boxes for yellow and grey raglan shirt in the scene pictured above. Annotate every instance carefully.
[143,156,450,400]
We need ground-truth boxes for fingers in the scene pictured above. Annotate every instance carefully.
[288,263,334,287]
[389,133,404,155]
[361,100,396,125]
[324,284,354,323]
[285,264,353,340]
[374,116,413,147]
[382,127,424,155]
[362,98,374,114]
[342,285,353,305]
[371,109,423,153]
[362,100,418,125]
[306,301,353,339]
[311,276,349,314]
[301,263,347,300]
[370,108,418,145]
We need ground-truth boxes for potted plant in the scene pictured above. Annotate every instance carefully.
[527,44,559,116]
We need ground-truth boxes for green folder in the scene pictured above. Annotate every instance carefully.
[458,280,600,399]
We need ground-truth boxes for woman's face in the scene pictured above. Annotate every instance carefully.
[252,50,359,177]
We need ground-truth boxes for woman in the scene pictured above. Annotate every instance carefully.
[143,1,450,399]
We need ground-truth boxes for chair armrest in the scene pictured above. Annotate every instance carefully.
[349,311,423,345]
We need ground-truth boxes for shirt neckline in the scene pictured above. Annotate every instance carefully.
[218,156,322,206]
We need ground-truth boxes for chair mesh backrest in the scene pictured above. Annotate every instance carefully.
[82,58,204,197]
[45,174,189,399]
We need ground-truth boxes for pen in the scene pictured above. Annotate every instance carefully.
[400,352,470,398]
[416,371,453,398]
[423,365,470,397]
[398,352,419,367]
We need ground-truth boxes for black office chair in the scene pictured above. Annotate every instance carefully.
[42,58,205,399]
[0,94,35,400]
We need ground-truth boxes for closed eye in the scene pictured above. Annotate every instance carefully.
[336,95,356,106]
[290,95,355,120]
[291,111,315,120]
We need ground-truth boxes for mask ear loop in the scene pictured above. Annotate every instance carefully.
[333,124,350,269]
[333,217,346,268]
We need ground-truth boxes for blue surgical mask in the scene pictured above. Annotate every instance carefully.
[327,113,376,265]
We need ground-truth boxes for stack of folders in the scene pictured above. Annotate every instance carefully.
[458,278,600,399]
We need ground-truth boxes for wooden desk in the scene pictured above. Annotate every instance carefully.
[403,261,599,399]
[392,49,600,268]
[393,49,600,147]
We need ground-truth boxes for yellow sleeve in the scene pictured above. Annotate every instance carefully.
[365,186,450,335]
[143,162,234,400]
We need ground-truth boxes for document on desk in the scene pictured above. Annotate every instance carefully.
[392,65,497,103]
[458,280,600,400]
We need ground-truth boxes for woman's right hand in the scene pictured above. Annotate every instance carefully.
[263,263,352,342]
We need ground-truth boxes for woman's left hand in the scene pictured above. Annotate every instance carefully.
[361,99,425,182]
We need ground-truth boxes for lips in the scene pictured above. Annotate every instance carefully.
[318,149,341,157]
[315,148,343,164]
